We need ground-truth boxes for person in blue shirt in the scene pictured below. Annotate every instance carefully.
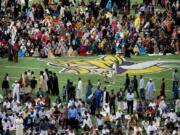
[95,86,103,113]
[86,80,93,102]
[39,117,49,135]
[173,82,179,100]
[68,106,78,129]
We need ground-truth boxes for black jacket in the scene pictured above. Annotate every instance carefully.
[2,80,9,89]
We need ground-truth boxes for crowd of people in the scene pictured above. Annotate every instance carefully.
[0,67,180,134]
[0,0,180,61]
[0,0,180,134]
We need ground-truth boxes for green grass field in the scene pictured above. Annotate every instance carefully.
[0,54,180,101]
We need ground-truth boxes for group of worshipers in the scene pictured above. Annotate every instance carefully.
[0,0,180,61]
[0,68,180,134]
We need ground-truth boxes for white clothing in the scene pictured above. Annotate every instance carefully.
[146,125,157,135]
[2,120,11,131]
[12,83,20,102]
[16,118,24,135]
[9,115,16,130]
[12,104,21,113]
[76,80,82,99]
[101,104,110,117]
[102,91,109,107]
[67,130,75,135]
[43,72,48,91]
[43,72,48,82]
[126,93,134,101]
[167,112,177,122]
[3,101,11,109]
[60,7,65,17]
[115,111,122,119]
[172,72,179,82]
[82,114,93,128]
[102,128,110,134]
[112,63,118,83]
[96,118,103,127]
[139,78,144,89]
[40,130,48,135]
[158,100,167,114]
[146,81,155,100]
[112,63,118,74]
[77,80,82,90]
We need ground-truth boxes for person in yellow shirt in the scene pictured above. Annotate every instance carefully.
[134,15,141,32]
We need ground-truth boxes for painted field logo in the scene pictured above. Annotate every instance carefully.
[46,55,173,75]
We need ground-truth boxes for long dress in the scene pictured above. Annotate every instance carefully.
[95,88,102,110]
[102,91,109,107]
[39,75,46,92]
[160,82,165,97]
[53,76,59,95]
[16,118,23,135]
[13,43,19,63]
[76,80,82,99]
[86,83,92,101]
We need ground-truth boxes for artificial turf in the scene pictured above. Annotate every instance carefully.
[0,54,180,101]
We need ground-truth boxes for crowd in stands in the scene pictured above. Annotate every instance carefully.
[0,68,180,134]
[0,0,180,60]
[0,0,180,134]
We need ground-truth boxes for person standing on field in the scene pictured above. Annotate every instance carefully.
[146,79,155,100]
[139,75,145,99]
[124,73,130,95]
[76,78,82,99]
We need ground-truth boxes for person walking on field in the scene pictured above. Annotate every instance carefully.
[76,78,82,99]
[39,71,46,92]
[109,90,116,114]
[160,78,165,97]
[52,73,59,95]
[112,61,119,84]
[133,75,139,98]
[95,86,103,113]
[139,75,145,100]
[126,90,134,114]
[146,79,155,100]
[86,80,93,102]
[12,80,20,102]
[2,77,10,98]
[123,73,130,95]
[172,69,179,86]
[30,76,37,95]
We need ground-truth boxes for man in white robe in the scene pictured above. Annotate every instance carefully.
[111,61,119,84]
[12,80,20,102]
[15,115,24,135]
[76,78,82,99]
[145,79,155,100]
